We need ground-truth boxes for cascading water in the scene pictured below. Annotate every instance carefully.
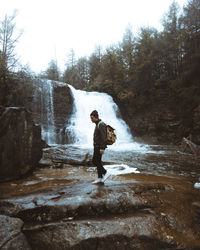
[67,85,146,151]
[33,79,147,151]
[38,80,56,145]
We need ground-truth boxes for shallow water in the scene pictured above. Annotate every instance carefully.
[104,144,200,179]
[0,144,199,199]
[1,143,200,249]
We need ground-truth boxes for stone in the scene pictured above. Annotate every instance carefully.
[0,215,31,250]
[40,145,94,167]
[0,107,44,181]
[24,216,173,250]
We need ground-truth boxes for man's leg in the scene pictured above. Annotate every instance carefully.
[92,148,106,178]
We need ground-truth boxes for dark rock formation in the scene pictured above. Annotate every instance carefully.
[32,79,73,144]
[0,107,43,181]
[119,104,182,144]
[0,215,31,250]
[39,145,93,167]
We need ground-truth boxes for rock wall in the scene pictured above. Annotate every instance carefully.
[0,107,43,181]
[53,82,73,144]
[118,94,200,145]
[118,106,181,145]
[32,79,73,144]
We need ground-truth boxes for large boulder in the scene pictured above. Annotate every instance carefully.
[0,107,43,181]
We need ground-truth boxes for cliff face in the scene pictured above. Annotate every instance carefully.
[118,99,183,144]
[126,109,180,144]
[31,79,73,144]
[123,105,200,145]
[0,107,44,181]
[53,82,74,144]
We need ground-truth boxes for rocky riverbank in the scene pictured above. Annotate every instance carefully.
[0,145,200,249]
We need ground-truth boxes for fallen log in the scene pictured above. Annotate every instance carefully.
[180,137,200,155]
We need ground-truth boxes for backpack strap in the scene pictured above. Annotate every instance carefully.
[97,120,106,128]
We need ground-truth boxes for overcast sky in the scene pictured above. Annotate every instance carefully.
[1,0,188,73]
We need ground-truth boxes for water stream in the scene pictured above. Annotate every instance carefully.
[33,79,200,184]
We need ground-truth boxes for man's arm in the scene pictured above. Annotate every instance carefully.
[98,122,107,150]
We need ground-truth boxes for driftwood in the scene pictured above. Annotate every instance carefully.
[180,137,200,155]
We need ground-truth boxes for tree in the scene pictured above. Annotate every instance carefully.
[119,25,135,76]
[0,11,23,105]
[134,27,159,90]
[161,1,182,78]
[179,0,200,62]
[45,59,60,81]
[62,57,90,89]
[66,48,76,68]
[0,11,22,75]
[88,46,103,83]
[76,57,90,88]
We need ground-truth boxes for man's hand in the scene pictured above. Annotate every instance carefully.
[100,149,104,155]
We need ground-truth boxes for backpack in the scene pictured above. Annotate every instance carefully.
[98,121,116,145]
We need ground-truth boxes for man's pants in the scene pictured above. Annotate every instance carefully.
[92,147,106,178]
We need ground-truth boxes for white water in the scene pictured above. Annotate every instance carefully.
[67,85,148,152]
[194,182,200,189]
[104,164,140,175]
[40,80,56,144]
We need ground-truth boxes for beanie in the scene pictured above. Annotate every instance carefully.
[90,110,99,118]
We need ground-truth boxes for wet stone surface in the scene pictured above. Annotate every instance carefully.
[0,215,31,250]
[0,145,200,249]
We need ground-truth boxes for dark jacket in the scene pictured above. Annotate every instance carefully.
[93,120,107,149]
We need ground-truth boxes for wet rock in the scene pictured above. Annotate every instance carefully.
[0,215,31,250]
[0,107,44,181]
[40,145,94,167]
[0,146,200,249]
[39,145,116,168]
[23,216,174,250]
[192,201,200,224]
[7,185,149,224]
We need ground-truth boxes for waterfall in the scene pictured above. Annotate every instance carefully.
[33,79,146,151]
[67,85,143,150]
[38,79,56,145]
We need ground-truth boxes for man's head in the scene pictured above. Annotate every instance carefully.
[90,110,99,123]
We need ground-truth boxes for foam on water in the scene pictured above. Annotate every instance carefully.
[194,182,200,189]
[104,164,140,175]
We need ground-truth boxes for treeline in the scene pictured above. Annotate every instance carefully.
[47,0,198,141]
[0,12,35,112]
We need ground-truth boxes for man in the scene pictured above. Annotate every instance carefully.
[90,110,110,184]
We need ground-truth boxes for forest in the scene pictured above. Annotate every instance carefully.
[0,0,200,143]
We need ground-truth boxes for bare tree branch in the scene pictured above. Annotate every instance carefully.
[0,10,22,72]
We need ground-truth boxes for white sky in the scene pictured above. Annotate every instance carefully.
[1,0,188,73]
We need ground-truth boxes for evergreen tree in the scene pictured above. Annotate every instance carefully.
[45,59,60,81]
[161,1,182,79]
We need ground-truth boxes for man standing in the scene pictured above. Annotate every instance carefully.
[90,110,110,184]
